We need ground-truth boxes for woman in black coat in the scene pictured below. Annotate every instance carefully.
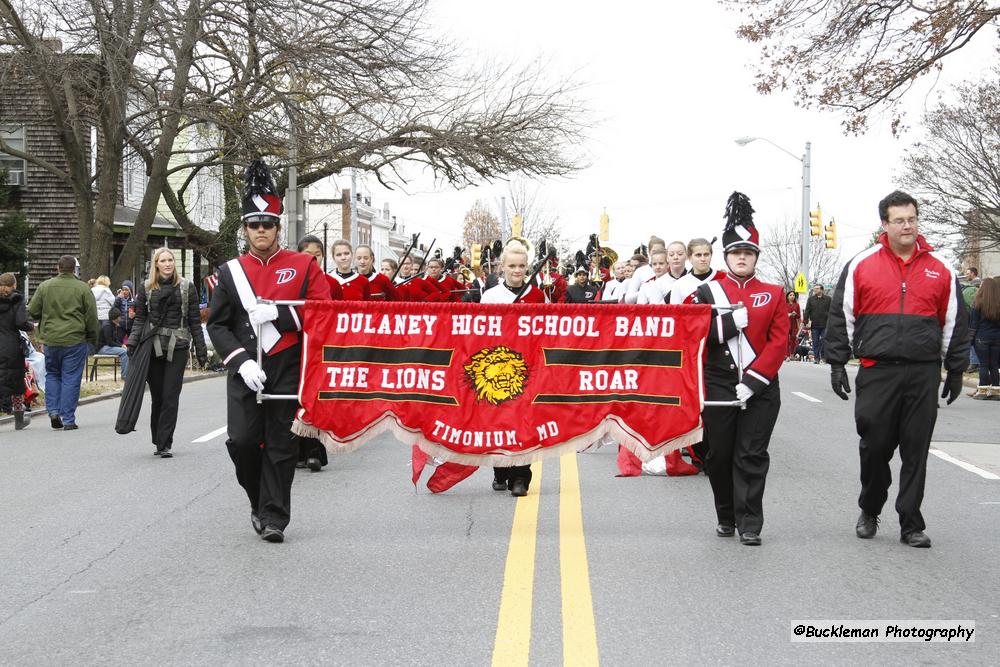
[0,273,34,430]
[127,249,207,457]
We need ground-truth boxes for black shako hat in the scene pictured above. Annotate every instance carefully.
[722,191,760,254]
[242,159,283,223]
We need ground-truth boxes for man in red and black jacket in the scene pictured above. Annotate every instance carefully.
[208,161,332,544]
[826,190,968,549]
[690,192,787,546]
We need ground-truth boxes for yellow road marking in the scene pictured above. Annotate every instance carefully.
[559,453,599,666]
[492,462,543,667]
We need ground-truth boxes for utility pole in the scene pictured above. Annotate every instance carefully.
[500,196,509,240]
[350,168,359,247]
[801,141,811,285]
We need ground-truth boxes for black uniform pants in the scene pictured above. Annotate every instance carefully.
[225,373,299,530]
[855,361,939,535]
[493,465,532,489]
[703,379,780,535]
[147,350,188,449]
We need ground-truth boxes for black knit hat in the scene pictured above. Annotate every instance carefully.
[242,159,283,223]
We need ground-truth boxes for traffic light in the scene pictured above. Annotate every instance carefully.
[809,204,822,237]
[471,243,481,267]
[824,218,837,249]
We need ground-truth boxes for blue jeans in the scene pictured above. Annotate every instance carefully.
[811,327,826,362]
[97,345,129,380]
[44,342,89,425]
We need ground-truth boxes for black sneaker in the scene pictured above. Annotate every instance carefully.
[739,532,762,546]
[510,479,528,497]
[716,523,735,537]
[159,448,172,458]
[250,512,263,535]
[50,415,63,429]
[900,531,931,548]
[63,423,79,431]
[306,457,322,472]
[261,526,284,543]
[492,478,507,491]
[856,512,879,539]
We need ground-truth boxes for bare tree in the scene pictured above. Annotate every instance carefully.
[900,75,1000,253]
[756,217,843,289]
[725,1,1000,134]
[462,200,501,250]
[498,176,567,253]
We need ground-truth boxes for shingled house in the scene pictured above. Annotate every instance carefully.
[0,49,196,296]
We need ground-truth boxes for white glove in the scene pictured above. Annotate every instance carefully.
[237,359,267,392]
[732,307,749,330]
[247,303,279,326]
[735,382,754,403]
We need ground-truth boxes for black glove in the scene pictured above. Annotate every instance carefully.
[941,370,963,405]
[126,345,136,359]
[830,364,851,400]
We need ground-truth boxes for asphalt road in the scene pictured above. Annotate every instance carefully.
[1,362,997,665]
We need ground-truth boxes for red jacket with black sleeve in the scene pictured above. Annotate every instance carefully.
[825,234,969,372]
[362,271,396,301]
[690,272,788,396]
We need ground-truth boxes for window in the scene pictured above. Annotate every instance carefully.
[0,125,27,186]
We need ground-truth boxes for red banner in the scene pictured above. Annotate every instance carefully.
[292,301,711,466]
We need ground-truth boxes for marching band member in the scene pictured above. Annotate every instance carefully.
[691,193,787,546]
[328,240,371,301]
[601,262,627,302]
[356,244,396,301]
[480,240,545,496]
[426,257,465,302]
[566,266,599,304]
[295,235,342,473]
[669,238,719,305]
[208,160,331,543]
[636,247,670,304]
[622,247,657,304]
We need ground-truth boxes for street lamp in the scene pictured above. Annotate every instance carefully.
[735,136,812,287]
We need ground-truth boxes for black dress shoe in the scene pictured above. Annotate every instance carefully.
[159,448,173,458]
[716,524,735,537]
[492,479,507,491]
[510,479,529,497]
[856,512,879,539]
[250,512,263,535]
[900,531,931,548]
[306,457,322,472]
[261,526,284,543]
[63,423,79,431]
[50,415,63,429]
[153,449,162,456]
[739,532,762,546]
[295,460,307,469]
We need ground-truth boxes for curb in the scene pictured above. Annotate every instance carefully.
[0,372,225,426]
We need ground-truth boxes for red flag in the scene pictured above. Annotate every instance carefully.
[616,445,643,477]
[427,461,478,493]
[411,444,429,486]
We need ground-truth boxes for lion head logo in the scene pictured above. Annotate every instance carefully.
[464,346,528,405]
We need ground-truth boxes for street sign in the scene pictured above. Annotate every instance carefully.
[794,272,808,293]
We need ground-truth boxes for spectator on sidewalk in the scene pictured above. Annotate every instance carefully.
[114,280,137,336]
[27,255,99,430]
[785,291,801,360]
[97,307,129,380]
[91,275,116,325]
[803,284,832,363]
[969,277,1000,400]
[0,273,35,429]
[962,267,981,373]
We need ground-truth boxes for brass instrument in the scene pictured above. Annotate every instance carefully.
[459,265,475,284]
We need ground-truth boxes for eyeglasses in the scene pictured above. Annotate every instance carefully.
[246,219,277,230]
[886,217,917,227]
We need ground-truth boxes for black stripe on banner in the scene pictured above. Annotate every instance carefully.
[322,346,453,366]
[317,391,459,405]
[542,349,682,367]
[533,394,681,405]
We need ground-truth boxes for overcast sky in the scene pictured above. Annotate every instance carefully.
[313,1,997,267]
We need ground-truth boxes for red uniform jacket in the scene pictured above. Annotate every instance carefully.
[431,274,465,302]
[534,271,567,303]
[691,272,788,395]
[328,271,371,301]
[323,274,344,300]
[208,249,331,370]
[362,271,396,301]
